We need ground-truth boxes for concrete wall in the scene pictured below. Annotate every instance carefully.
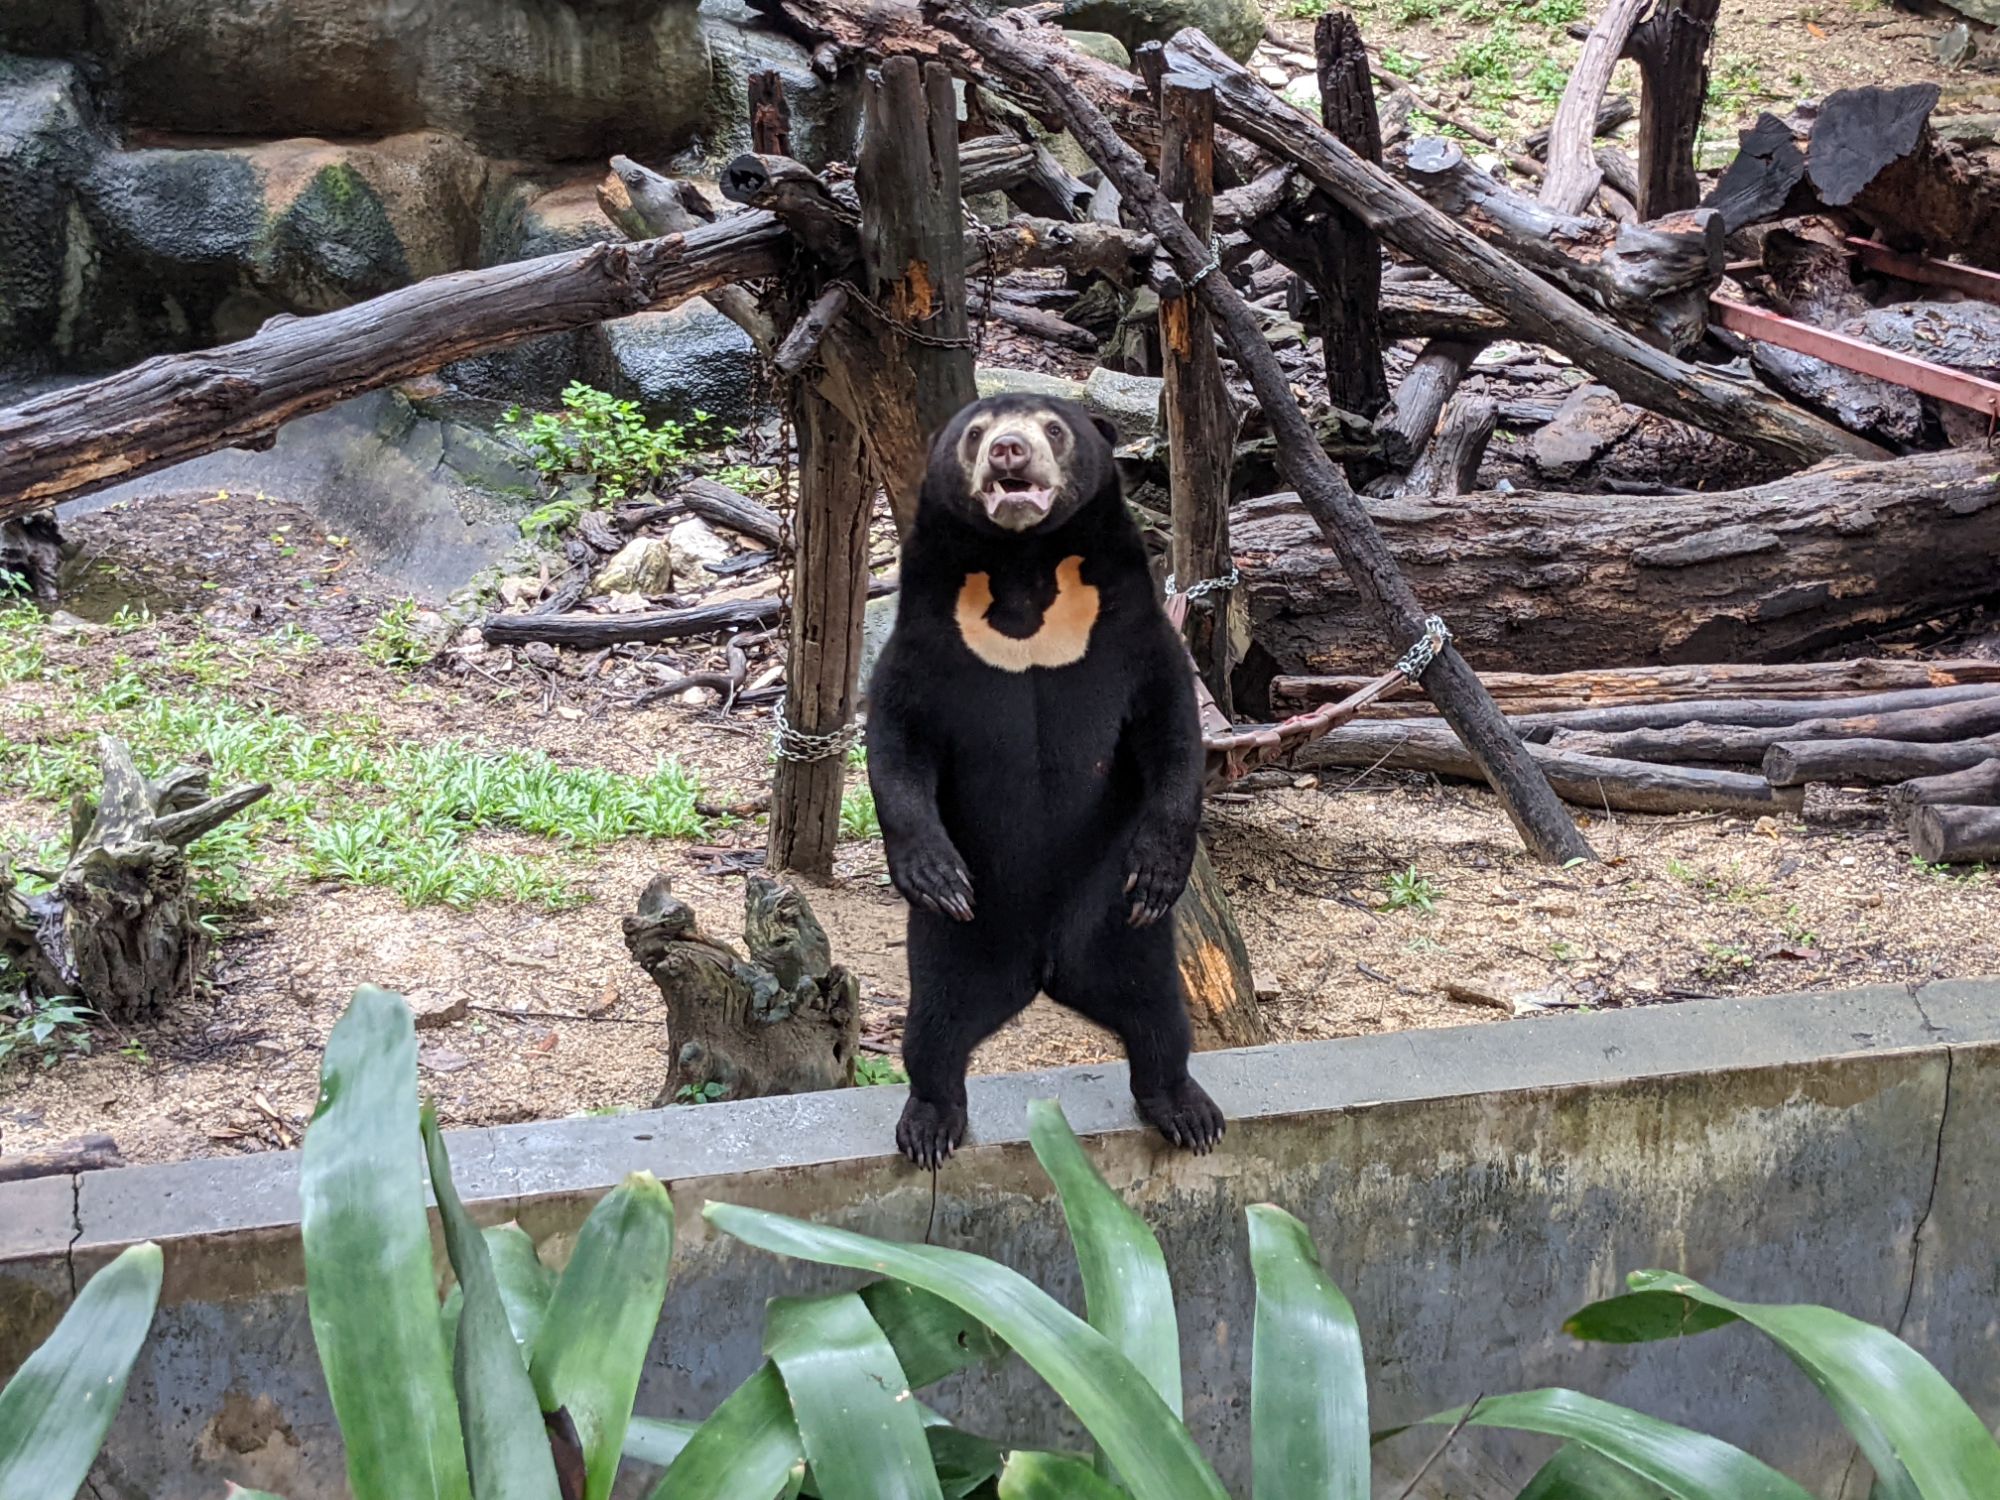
[3,980,1996,1498]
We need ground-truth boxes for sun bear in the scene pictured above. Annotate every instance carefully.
[866,393,1224,1166]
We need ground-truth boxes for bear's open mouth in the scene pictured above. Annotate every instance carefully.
[979,475,1054,527]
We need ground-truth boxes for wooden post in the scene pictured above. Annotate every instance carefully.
[1313,13,1389,418]
[929,1,1596,864]
[857,57,977,538]
[1627,0,1722,218]
[749,69,795,157]
[767,389,871,876]
[1157,76,1241,718]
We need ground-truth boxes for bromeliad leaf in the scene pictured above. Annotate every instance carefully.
[0,1242,162,1500]
[1411,1389,1814,1500]
[1515,1443,1671,1499]
[300,986,471,1500]
[441,1224,556,1367]
[1247,1204,1368,1500]
[646,1363,805,1500]
[529,1172,674,1500]
[763,1293,943,1500]
[996,1449,1130,1498]
[422,1107,562,1500]
[859,1279,1005,1388]
[1028,1098,1182,1418]
[1568,1271,2000,1500]
[706,1202,1230,1500]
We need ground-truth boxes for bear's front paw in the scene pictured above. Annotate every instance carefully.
[897,1095,967,1168]
[888,839,975,921]
[1122,823,1194,927]
[1136,1077,1225,1154]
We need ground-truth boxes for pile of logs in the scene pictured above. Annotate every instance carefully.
[1279,661,2000,864]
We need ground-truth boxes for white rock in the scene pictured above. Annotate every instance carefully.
[668,517,732,579]
[1259,64,1289,86]
[1280,75,1322,114]
[595,537,676,596]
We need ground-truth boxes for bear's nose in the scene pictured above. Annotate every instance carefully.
[987,434,1030,472]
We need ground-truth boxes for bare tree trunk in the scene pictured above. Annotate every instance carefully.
[1627,0,1721,217]
[1313,12,1388,417]
[1173,842,1268,1049]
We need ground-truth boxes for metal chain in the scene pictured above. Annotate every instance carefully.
[773,699,860,762]
[827,277,980,349]
[1186,231,1224,289]
[1164,566,1240,602]
[1395,615,1452,681]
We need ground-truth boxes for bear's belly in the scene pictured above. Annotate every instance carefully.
[935,677,1134,906]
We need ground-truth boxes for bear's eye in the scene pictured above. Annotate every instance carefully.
[1045,420,1065,444]
[965,425,984,446]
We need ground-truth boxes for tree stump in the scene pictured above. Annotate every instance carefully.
[0,736,269,1023]
[1172,841,1268,1050]
[0,510,63,604]
[624,872,861,1105]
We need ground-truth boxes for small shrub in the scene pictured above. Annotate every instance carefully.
[1382,865,1441,913]
[0,993,93,1073]
[498,382,709,505]
[362,600,433,671]
[674,1080,729,1104]
[840,786,880,841]
[854,1054,908,1086]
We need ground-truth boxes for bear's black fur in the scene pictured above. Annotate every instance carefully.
[866,393,1223,1166]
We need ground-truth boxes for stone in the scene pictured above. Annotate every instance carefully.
[699,0,862,168]
[1057,0,1265,62]
[1281,75,1322,115]
[1258,65,1289,87]
[595,537,677,598]
[856,592,899,709]
[0,56,99,362]
[410,990,471,1031]
[668,517,732,579]
[417,1045,473,1073]
[0,0,712,162]
[1060,29,1134,67]
[1083,366,1165,440]
[590,299,760,426]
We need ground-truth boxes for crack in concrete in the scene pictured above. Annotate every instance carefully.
[65,1169,83,1298]
[1894,1040,1953,1340]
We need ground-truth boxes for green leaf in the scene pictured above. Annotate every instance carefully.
[1246,1204,1368,1500]
[706,1202,1230,1500]
[859,1279,1005,1389]
[225,1488,291,1499]
[1412,1389,1815,1500]
[1570,1271,2000,1500]
[763,1292,943,1500]
[1515,1444,1671,1499]
[301,986,471,1500]
[442,1224,557,1361]
[422,1107,563,1500]
[0,1242,162,1500]
[623,1414,698,1469]
[997,1450,1129,1499]
[1029,1098,1181,1422]
[529,1173,674,1500]
[924,1423,1004,1500]
[646,1363,805,1500]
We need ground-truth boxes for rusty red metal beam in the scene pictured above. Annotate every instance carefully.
[1847,238,2000,308]
[1711,295,2000,423]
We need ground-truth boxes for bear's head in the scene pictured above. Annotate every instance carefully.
[924,394,1119,535]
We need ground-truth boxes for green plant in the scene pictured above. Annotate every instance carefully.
[855,1054,908,1086]
[499,382,710,506]
[1287,0,1330,16]
[1377,45,1422,77]
[674,1080,729,1104]
[1381,866,1441,913]
[1388,0,1440,22]
[841,786,880,841]
[1700,940,1755,979]
[0,994,93,1073]
[364,600,435,671]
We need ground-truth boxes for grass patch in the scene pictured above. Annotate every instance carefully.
[1381,866,1442,914]
[0,607,712,914]
[854,1054,908,1086]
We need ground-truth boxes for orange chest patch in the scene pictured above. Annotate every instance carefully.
[955,555,1101,672]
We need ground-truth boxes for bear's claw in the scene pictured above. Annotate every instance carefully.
[897,1095,967,1168]
[1136,1078,1225,1155]
[891,842,975,922]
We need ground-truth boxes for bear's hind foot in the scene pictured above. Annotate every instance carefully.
[1136,1078,1225,1155]
[897,1095,968,1168]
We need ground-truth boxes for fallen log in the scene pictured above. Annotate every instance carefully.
[484,575,896,649]
[1513,684,2000,733]
[1909,804,2000,865]
[971,289,1101,350]
[1379,280,1516,341]
[1551,695,2000,765]
[1703,114,1812,234]
[1373,340,1480,468]
[1402,394,1493,498]
[1292,719,1801,816]
[1539,0,1647,214]
[1275,659,2000,712]
[1160,30,1884,468]
[1232,450,2000,676]
[0,1136,124,1185]
[677,477,785,548]
[1764,735,2000,788]
[935,0,1592,864]
[1887,758,2000,816]
[1400,137,1722,352]
[1807,83,2000,269]
[0,213,790,522]
[959,131,1093,220]
[1174,841,1269,1050]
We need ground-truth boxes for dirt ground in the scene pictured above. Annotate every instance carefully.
[4,489,1996,1168]
[5,0,1995,1168]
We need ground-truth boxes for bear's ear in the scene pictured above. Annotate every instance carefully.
[1090,413,1119,446]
